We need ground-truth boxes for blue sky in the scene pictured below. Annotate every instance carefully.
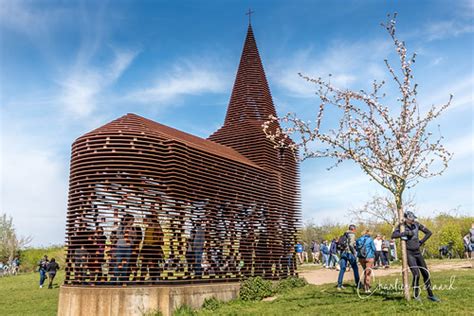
[0,0,472,246]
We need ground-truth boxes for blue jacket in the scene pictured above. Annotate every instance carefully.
[356,235,376,259]
[321,243,329,255]
[295,243,303,253]
[329,240,338,254]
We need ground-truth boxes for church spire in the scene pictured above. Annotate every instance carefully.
[222,24,277,125]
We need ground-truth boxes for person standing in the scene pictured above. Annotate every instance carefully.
[12,256,20,275]
[381,236,390,268]
[321,241,329,268]
[356,230,376,292]
[392,211,440,302]
[46,258,60,289]
[311,240,321,264]
[140,215,164,282]
[329,238,340,270]
[38,255,49,288]
[470,223,474,259]
[373,235,383,268]
[112,214,140,283]
[463,233,470,259]
[337,225,360,290]
[295,241,304,264]
[390,239,398,261]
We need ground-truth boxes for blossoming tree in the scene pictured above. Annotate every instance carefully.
[263,13,452,300]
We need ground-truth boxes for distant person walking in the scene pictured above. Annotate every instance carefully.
[46,258,60,289]
[329,238,340,270]
[321,241,329,268]
[295,241,304,264]
[12,256,20,275]
[389,239,398,261]
[463,233,471,259]
[356,230,376,292]
[374,235,383,268]
[311,240,321,264]
[336,224,360,290]
[381,236,390,268]
[469,223,474,259]
[38,255,49,288]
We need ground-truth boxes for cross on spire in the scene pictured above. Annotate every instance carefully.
[246,8,254,25]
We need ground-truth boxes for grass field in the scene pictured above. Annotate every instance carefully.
[0,271,65,316]
[0,267,472,315]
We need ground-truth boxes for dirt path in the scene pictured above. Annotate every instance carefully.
[300,260,473,285]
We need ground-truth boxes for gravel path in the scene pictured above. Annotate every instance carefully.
[299,260,472,285]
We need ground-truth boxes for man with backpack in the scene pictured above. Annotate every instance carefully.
[356,230,376,292]
[336,224,360,290]
[392,211,440,302]
[38,255,49,288]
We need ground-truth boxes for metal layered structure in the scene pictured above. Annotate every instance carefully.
[64,24,300,286]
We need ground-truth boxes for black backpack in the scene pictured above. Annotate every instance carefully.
[337,233,349,252]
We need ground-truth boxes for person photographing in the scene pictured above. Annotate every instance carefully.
[392,211,440,302]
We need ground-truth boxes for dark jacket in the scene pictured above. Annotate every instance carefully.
[46,261,60,274]
[392,222,432,251]
[329,240,338,255]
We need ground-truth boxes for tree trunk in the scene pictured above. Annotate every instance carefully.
[395,193,410,300]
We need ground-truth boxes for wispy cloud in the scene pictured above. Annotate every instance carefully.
[422,20,473,42]
[0,127,68,246]
[269,38,391,98]
[58,49,138,117]
[421,74,473,111]
[128,59,229,104]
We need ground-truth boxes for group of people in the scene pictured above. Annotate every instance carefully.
[341,212,439,301]
[295,235,396,270]
[463,224,474,259]
[297,212,442,302]
[0,256,20,276]
[38,255,60,289]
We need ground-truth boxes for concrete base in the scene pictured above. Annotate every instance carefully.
[58,283,240,316]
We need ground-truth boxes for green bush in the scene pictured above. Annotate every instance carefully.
[172,305,196,316]
[239,276,274,301]
[274,276,308,294]
[202,297,221,310]
[19,246,65,273]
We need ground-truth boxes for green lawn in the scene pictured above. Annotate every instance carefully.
[0,271,64,316]
[199,269,474,316]
[0,268,472,315]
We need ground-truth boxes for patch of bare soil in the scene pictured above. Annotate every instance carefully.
[300,260,473,285]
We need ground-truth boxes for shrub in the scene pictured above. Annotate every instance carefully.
[19,246,65,272]
[172,305,196,316]
[202,297,221,310]
[239,276,274,301]
[274,276,308,294]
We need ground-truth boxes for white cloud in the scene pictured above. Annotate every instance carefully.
[422,20,473,42]
[269,38,391,98]
[128,60,229,104]
[59,49,137,117]
[0,129,68,246]
[420,74,473,111]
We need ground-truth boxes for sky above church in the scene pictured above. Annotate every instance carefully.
[1,0,472,246]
